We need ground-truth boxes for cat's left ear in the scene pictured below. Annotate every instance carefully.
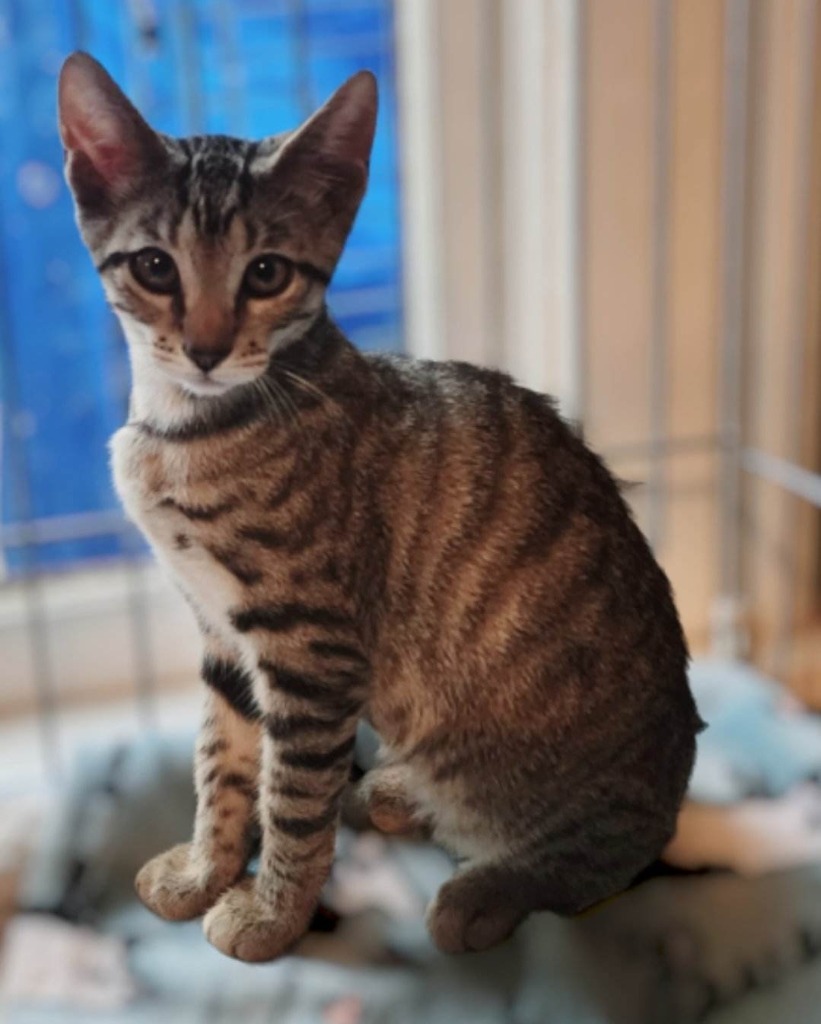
[281,70,378,177]
[263,72,378,265]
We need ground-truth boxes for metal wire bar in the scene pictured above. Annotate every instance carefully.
[175,0,206,134]
[566,0,586,426]
[603,432,721,463]
[742,449,821,512]
[715,0,751,654]
[126,0,161,57]
[0,510,128,551]
[498,0,549,390]
[123,1,160,114]
[646,0,673,552]
[288,0,317,119]
[393,0,447,360]
[211,0,249,137]
[479,0,504,371]
[0,188,61,777]
[771,0,819,679]
[66,0,87,49]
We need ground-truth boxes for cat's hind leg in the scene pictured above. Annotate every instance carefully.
[426,828,664,953]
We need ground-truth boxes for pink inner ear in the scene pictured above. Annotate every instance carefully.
[60,93,138,190]
[62,124,129,185]
[86,141,133,185]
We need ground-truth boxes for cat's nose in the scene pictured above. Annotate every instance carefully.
[183,344,230,374]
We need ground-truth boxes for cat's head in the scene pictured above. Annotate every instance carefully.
[57,52,377,398]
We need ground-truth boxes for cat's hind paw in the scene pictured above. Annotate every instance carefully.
[426,868,528,954]
[203,879,310,962]
[135,842,240,922]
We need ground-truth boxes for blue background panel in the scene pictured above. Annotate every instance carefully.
[0,0,403,575]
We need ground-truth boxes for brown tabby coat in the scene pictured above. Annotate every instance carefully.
[58,52,703,961]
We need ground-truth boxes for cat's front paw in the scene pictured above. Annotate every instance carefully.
[135,842,241,922]
[203,879,311,962]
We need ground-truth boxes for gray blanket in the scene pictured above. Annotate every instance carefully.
[5,660,821,1024]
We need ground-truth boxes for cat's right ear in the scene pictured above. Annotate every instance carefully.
[58,52,164,210]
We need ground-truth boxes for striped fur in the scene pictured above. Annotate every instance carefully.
[59,52,703,961]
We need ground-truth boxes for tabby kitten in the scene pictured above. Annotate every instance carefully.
[58,52,703,962]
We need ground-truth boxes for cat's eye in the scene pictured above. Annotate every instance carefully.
[242,254,294,299]
[129,248,179,295]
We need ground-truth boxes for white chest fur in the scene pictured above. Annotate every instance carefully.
[109,425,245,637]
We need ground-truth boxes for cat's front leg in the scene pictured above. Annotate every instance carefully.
[203,645,367,962]
[135,646,260,921]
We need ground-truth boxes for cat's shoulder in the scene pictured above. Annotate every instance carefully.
[364,352,571,428]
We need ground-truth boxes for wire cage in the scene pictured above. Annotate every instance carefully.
[574,0,821,685]
[0,0,403,780]
[392,0,820,712]
[0,0,819,788]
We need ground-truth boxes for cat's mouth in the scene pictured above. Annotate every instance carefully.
[146,343,270,399]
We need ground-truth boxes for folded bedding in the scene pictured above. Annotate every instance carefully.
[2,660,820,1024]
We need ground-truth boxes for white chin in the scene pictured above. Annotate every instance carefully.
[179,377,233,398]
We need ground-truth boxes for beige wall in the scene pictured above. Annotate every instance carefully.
[743,0,821,697]
[409,0,820,692]
[585,0,820,688]
[583,0,725,651]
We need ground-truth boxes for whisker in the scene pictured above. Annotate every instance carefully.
[276,368,351,426]
[264,375,302,431]
[252,377,284,429]
[258,375,300,432]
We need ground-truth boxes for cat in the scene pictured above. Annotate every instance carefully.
[57,51,704,962]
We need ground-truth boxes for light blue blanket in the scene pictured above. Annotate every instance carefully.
[6,659,821,1024]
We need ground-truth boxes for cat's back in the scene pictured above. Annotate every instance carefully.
[363,352,696,744]
[366,350,665,594]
